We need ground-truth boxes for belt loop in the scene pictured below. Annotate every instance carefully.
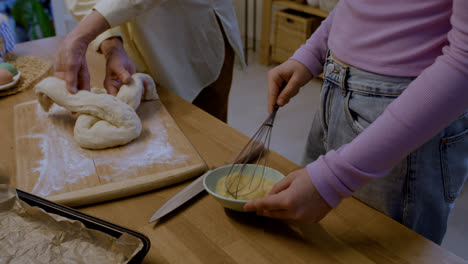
[340,66,349,96]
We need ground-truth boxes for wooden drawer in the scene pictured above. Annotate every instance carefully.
[275,9,321,34]
[274,26,309,51]
[272,9,322,63]
[276,12,309,33]
[272,47,296,63]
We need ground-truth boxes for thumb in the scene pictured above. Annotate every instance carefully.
[117,69,132,84]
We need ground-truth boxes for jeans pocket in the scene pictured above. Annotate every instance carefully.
[441,112,468,202]
[343,91,396,135]
[320,80,334,137]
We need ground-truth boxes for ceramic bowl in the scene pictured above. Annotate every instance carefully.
[203,164,285,212]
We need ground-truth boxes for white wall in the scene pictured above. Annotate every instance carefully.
[233,0,286,51]
[232,0,264,50]
[51,0,76,36]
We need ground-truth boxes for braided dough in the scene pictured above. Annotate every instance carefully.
[34,73,158,149]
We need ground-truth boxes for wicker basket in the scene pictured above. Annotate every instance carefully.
[271,9,322,63]
[0,54,52,97]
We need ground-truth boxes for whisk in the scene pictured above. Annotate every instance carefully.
[224,105,280,199]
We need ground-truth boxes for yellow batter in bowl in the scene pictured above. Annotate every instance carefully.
[215,173,276,200]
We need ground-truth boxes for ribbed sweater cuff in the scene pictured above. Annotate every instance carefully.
[306,148,389,208]
[290,51,323,77]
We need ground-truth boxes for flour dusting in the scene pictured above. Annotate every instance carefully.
[95,118,189,182]
[21,103,188,197]
[21,104,95,197]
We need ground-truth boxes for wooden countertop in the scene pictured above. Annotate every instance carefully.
[1,37,465,264]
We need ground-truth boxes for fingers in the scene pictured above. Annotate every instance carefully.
[106,85,119,96]
[141,78,151,100]
[55,54,78,94]
[266,60,314,113]
[118,69,131,84]
[244,191,290,212]
[246,195,297,220]
[104,77,120,96]
[244,168,333,223]
[54,70,66,86]
[104,68,130,96]
[77,58,90,92]
[269,174,295,195]
[276,75,301,107]
[267,68,286,114]
[55,48,84,94]
[65,70,78,94]
[128,61,137,75]
[244,172,298,212]
[104,50,137,95]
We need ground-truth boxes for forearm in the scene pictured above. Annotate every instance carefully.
[68,0,166,53]
[65,0,122,52]
[69,11,110,45]
[65,0,97,22]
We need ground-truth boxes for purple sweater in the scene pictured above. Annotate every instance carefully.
[291,0,468,207]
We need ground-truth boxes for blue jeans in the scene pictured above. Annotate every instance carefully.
[302,53,468,244]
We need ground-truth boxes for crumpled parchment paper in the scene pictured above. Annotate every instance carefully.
[0,185,143,264]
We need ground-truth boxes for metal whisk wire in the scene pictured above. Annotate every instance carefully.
[224,105,279,199]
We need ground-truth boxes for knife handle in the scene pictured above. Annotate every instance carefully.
[233,140,264,164]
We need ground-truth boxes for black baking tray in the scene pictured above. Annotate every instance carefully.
[16,189,151,264]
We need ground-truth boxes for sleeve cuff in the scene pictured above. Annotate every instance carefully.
[306,155,352,208]
[306,147,389,208]
[91,27,123,53]
[290,50,323,77]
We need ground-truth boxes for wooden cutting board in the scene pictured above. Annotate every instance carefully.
[14,99,207,207]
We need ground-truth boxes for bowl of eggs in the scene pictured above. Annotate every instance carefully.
[0,62,20,91]
[203,164,285,212]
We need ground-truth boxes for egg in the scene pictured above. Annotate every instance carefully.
[0,68,13,85]
[0,63,18,76]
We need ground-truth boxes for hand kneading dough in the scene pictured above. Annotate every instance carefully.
[34,73,158,149]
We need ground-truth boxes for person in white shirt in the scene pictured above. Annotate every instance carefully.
[59,0,245,122]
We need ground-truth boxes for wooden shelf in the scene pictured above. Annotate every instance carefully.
[273,1,329,18]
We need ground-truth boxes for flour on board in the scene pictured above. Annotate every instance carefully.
[21,103,188,197]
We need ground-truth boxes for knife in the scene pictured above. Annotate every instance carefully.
[149,140,264,223]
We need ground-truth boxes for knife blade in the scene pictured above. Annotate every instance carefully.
[149,140,264,223]
[149,170,210,223]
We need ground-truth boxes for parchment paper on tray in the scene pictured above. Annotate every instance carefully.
[0,185,143,264]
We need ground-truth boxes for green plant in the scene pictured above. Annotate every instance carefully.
[11,0,55,40]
